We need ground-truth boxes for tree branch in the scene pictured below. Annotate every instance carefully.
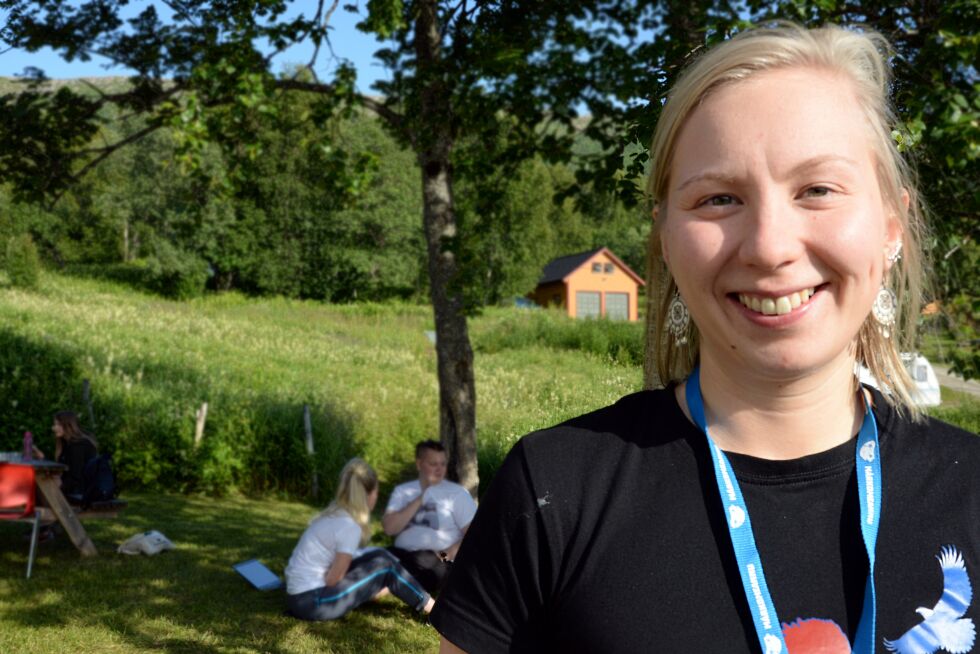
[47,122,164,209]
[273,78,404,130]
[160,0,200,27]
[300,0,329,78]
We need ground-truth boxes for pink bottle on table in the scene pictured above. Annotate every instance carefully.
[22,431,33,461]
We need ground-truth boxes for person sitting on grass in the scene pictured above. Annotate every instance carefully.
[285,458,435,621]
[382,440,477,596]
[32,410,97,504]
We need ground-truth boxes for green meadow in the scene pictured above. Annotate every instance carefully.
[0,271,975,654]
[0,271,643,498]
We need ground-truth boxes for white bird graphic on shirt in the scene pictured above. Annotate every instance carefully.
[884,545,975,654]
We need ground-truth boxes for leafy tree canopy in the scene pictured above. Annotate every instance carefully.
[1,0,976,486]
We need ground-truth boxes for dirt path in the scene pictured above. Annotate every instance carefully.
[934,365,980,399]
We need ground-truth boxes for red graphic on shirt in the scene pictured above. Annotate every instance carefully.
[782,618,851,654]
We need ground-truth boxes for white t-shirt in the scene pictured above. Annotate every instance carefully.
[385,479,477,552]
[284,510,362,595]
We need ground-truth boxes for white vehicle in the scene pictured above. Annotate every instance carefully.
[857,353,941,407]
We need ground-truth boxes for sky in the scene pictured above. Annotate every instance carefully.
[0,2,393,93]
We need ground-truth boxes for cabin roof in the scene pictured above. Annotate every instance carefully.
[538,247,645,286]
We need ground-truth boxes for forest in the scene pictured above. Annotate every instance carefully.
[0,75,649,307]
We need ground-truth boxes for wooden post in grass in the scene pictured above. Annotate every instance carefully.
[194,402,208,447]
[82,379,96,431]
[303,404,318,499]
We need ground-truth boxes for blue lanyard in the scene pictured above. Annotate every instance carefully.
[686,365,881,654]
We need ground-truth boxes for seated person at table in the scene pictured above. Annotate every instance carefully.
[285,458,434,622]
[382,440,477,595]
[33,411,97,504]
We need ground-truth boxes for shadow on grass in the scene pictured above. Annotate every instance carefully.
[60,262,158,297]
[0,327,359,498]
[0,327,431,651]
[0,328,83,450]
[0,492,438,653]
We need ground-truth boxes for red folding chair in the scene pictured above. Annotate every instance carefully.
[0,463,42,578]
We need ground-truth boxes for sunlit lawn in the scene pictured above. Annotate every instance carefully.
[0,493,439,654]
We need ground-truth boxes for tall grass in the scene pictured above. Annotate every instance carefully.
[0,272,642,496]
[472,306,645,366]
[1,272,974,499]
[932,387,980,434]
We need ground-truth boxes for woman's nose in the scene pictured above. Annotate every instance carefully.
[736,197,805,271]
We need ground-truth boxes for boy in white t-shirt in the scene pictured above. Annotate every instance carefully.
[382,440,477,594]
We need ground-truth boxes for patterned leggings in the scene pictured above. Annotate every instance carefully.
[287,549,430,621]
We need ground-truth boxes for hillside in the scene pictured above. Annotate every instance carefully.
[0,270,644,495]
[0,75,135,95]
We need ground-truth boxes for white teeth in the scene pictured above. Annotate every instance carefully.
[738,287,816,315]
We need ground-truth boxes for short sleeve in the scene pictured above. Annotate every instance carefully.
[431,439,552,652]
[334,519,362,555]
[451,487,478,531]
[385,482,418,514]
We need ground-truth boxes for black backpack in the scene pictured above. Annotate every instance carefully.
[82,454,118,506]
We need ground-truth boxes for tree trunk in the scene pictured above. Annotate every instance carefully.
[414,0,479,497]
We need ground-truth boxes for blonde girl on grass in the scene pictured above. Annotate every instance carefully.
[285,458,435,621]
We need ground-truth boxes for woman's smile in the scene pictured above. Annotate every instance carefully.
[735,286,817,316]
[662,66,901,376]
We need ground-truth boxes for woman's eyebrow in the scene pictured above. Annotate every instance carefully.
[674,155,861,193]
[674,171,740,193]
[786,154,861,177]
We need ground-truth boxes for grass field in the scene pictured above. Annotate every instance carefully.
[0,493,439,654]
[0,271,975,653]
[0,271,643,495]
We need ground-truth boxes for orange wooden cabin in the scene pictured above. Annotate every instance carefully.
[529,247,645,321]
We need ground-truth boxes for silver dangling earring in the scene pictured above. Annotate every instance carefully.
[873,243,902,339]
[872,285,897,338]
[667,292,690,347]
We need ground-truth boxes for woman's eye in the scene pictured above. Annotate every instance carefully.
[702,194,736,207]
[803,186,833,198]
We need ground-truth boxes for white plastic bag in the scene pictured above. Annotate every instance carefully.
[117,530,175,556]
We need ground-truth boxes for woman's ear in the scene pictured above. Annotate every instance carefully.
[884,189,909,271]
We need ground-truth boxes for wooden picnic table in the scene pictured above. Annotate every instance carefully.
[25,459,98,558]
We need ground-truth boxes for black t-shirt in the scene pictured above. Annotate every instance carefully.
[431,387,980,653]
[58,438,97,497]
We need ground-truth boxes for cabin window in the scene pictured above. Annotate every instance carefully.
[605,292,629,321]
[576,292,601,319]
[592,262,602,273]
[604,263,614,274]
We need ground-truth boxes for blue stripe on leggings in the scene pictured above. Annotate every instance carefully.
[315,567,425,605]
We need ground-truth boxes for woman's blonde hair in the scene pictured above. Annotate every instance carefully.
[644,21,928,419]
[313,458,378,542]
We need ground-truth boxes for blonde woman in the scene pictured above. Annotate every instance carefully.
[432,23,979,654]
[285,458,435,621]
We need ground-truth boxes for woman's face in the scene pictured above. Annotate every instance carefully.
[52,420,65,439]
[661,66,901,380]
[368,486,379,511]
